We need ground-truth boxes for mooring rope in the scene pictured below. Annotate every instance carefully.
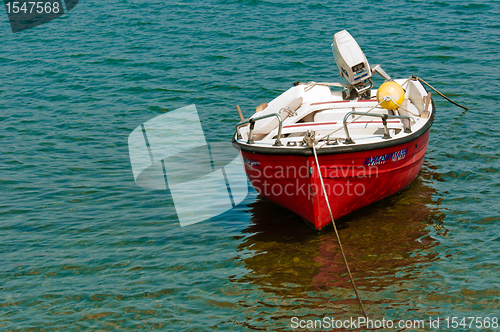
[416,77,469,111]
[311,144,368,319]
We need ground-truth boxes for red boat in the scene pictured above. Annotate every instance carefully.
[232,30,435,230]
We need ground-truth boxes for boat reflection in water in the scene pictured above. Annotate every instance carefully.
[233,162,445,314]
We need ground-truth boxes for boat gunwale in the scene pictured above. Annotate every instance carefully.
[232,100,435,156]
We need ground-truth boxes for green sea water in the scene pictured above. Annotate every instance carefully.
[1,0,500,330]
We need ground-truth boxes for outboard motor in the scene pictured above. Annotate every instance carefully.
[332,30,392,100]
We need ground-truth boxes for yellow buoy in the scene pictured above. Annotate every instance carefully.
[377,81,405,110]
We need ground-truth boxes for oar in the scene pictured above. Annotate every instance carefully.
[236,105,244,121]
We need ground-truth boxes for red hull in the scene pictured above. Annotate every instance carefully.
[241,129,431,229]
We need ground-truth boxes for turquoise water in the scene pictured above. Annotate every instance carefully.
[1,0,500,330]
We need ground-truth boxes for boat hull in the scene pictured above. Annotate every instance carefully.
[239,129,431,229]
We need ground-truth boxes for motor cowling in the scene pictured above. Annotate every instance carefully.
[332,30,372,85]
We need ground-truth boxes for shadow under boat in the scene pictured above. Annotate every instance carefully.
[233,161,445,293]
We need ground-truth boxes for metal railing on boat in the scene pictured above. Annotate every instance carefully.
[343,111,412,144]
[235,113,284,146]
[235,110,413,147]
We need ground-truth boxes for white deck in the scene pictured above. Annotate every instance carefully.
[235,78,433,150]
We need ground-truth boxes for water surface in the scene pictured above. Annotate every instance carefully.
[1,0,499,330]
